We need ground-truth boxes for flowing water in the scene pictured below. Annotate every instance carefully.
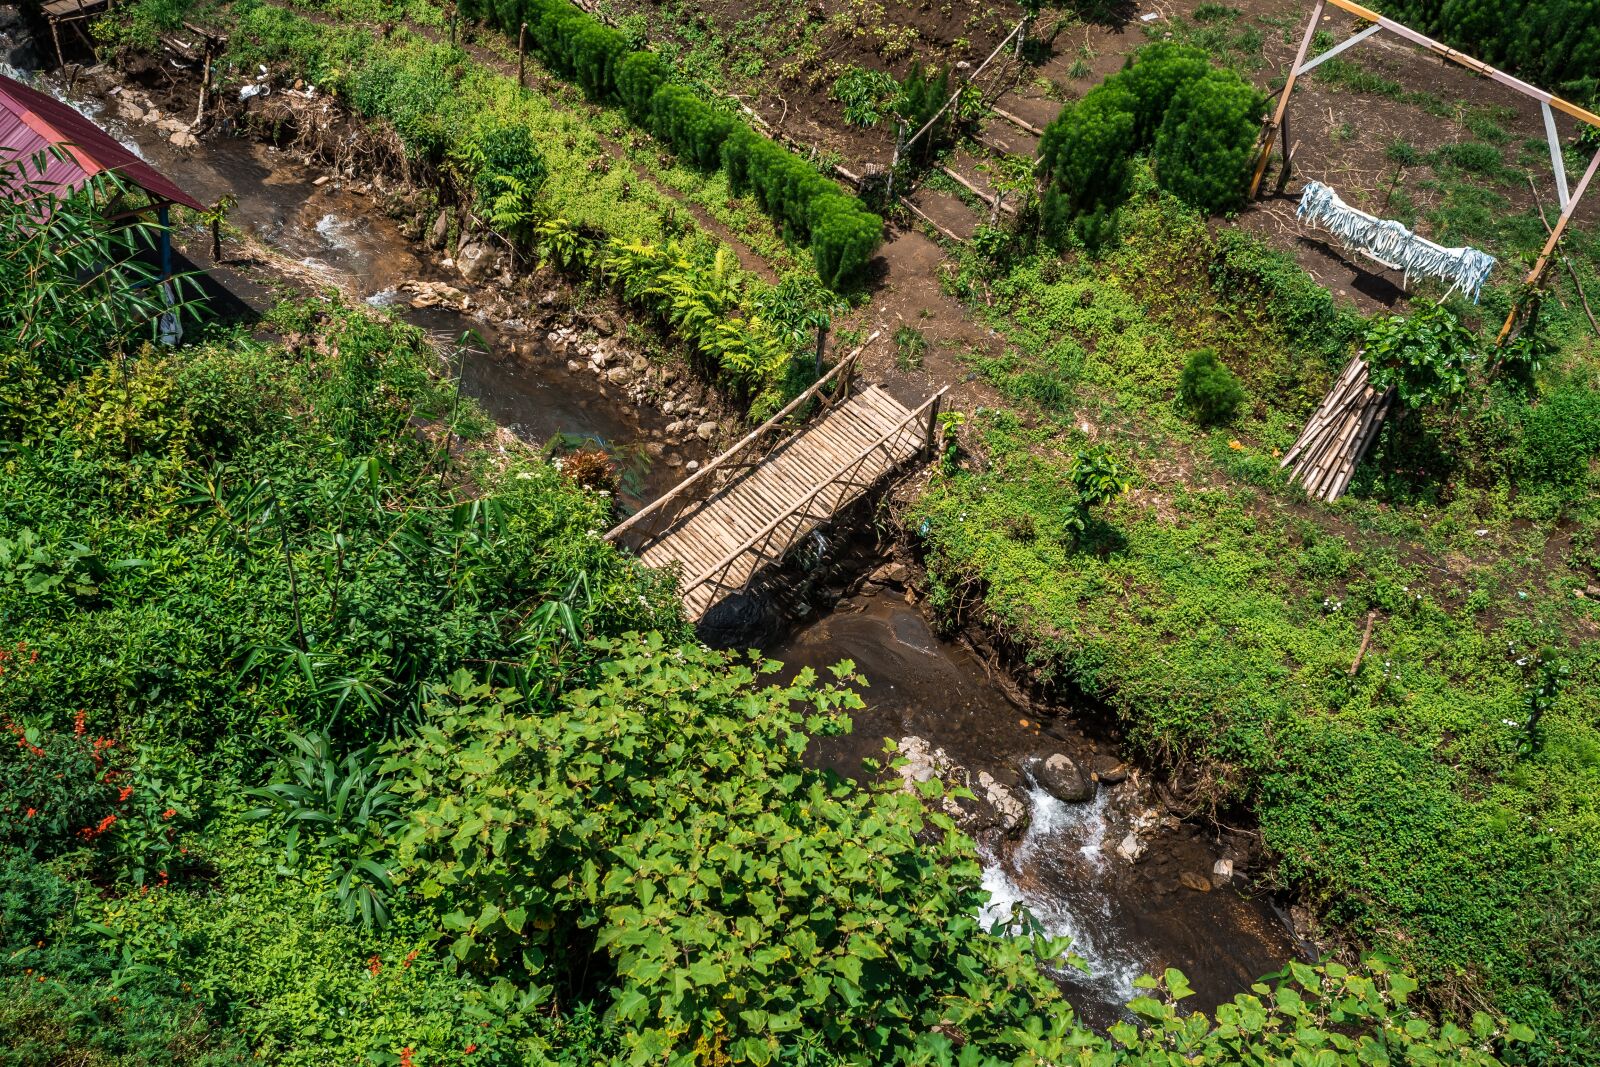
[774,588,1301,1028]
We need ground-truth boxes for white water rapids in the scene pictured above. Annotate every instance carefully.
[978,786,1146,1007]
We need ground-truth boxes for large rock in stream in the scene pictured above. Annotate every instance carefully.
[1027,752,1094,803]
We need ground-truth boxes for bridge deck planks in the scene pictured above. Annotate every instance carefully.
[636,385,925,620]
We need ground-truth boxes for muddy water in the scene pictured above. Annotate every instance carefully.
[29,71,693,510]
[773,589,1300,1029]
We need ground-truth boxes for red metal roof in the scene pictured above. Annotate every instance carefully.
[0,72,204,211]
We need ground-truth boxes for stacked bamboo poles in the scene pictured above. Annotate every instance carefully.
[1281,355,1394,502]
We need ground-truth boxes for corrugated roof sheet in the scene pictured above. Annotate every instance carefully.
[0,72,204,211]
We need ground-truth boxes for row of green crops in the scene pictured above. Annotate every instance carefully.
[458,0,883,289]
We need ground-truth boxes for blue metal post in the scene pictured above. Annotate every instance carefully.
[158,203,172,279]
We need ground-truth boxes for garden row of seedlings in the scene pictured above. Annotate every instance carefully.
[461,0,883,290]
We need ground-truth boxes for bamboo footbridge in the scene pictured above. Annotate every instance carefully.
[607,333,947,621]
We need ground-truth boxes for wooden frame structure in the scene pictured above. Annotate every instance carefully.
[1252,0,1600,340]
[42,0,113,68]
[608,333,948,620]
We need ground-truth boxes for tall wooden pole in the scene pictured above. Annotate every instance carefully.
[1249,0,1324,198]
[518,23,527,86]
[1498,149,1600,344]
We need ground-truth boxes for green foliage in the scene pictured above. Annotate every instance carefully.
[1179,347,1247,425]
[895,60,953,164]
[246,732,404,929]
[1038,80,1137,225]
[1364,302,1480,408]
[893,324,928,369]
[0,149,197,399]
[1036,44,1261,241]
[389,643,993,1063]
[1362,0,1598,90]
[831,65,898,127]
[1152,68,1264,214]
[455,0,882,289]
[455,122,548,238]
[1518,378,1600,485]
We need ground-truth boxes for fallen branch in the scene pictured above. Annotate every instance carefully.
[1349,610,1377,675]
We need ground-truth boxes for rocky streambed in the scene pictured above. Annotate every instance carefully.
[773,574,1305,1028]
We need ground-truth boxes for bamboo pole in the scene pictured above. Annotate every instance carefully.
[1498,150,1600,345]
[1250,0,1324,198]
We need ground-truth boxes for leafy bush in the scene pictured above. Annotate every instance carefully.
[1360,0,1597,90]
[1036,45,1259,241]
[456,122,548,237]
[1179,347,1247,424]
[1152,68,1264,214]
[1364,302,1480,408]
[895,60,953,163]
[1037,81,1138,220]
[831,65,897,127]
[246,732,404,929]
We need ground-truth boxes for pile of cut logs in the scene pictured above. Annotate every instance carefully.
[1281,355,1394,502]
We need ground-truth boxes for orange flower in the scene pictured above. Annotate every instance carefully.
[402,949,418,969]
[464,1044,477,1054]
[118,786,133,802]
[399,1048,413,1067]
[368,955,382,976]
[73,710,86,736]
[162,808,176,819]
[24,808,35,819]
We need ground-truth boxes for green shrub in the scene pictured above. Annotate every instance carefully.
[649,84,736,171]
[1152,68,1264,214]
[1119,42,1211,143]
[1520,380,1600,486]
[1364,302,1480,408]
[615,50,667,123]
[895,60,953,164]
[1179,347,1247,424]
[1038,81,1137,219]
[831,65,897,127]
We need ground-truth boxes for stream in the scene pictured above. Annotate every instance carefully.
[6,61,699,511]
[6,49,1302,1032]
[774,587,1300,1027]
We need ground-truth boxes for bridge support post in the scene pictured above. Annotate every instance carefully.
[924,392,942,458]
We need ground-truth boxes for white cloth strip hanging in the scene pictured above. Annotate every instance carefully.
[1296,181,1497,302]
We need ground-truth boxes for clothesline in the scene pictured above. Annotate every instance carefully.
[1296,180,1497,303]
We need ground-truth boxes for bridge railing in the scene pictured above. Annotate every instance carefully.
[605,331,880,548]
[679,384,948,609]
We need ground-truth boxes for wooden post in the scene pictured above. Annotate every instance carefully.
[1250,0,1324,198]
[518,23,527,87]
[1349,610,1377,675]
[1015,15,1028,58]
[1272,110,1293,193]
[813,322,828,378]
[210,218,222,261]
[193,48,212,127]
[449,7,457,46]
[1498,149,1600,344]
[924,393,942,458]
